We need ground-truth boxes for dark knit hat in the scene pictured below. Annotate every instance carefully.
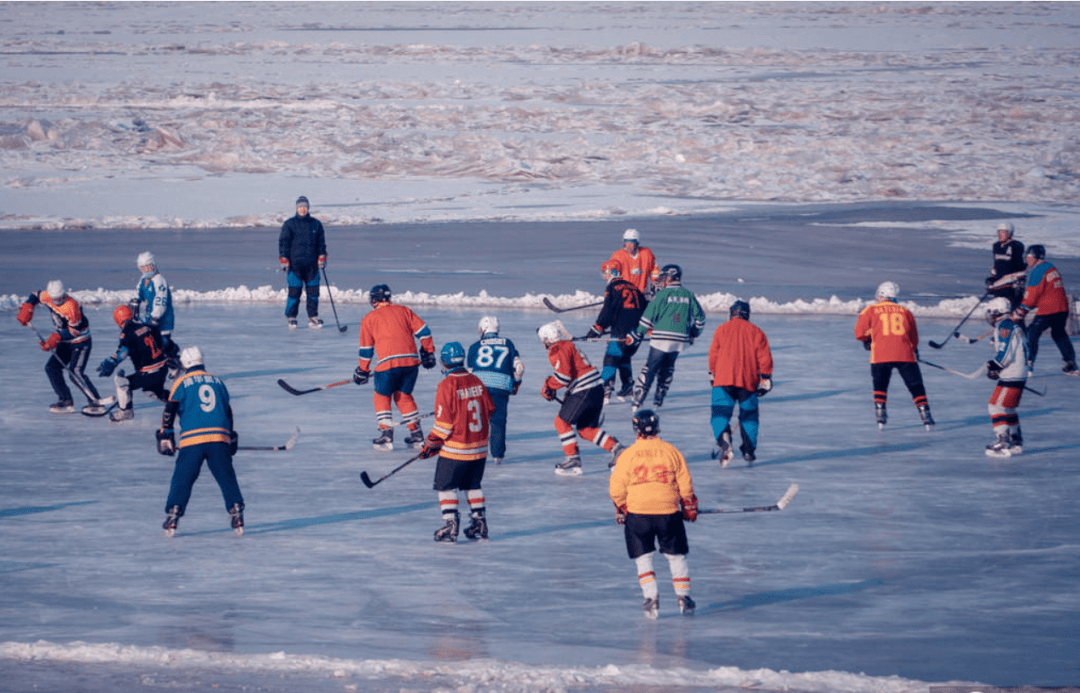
[296,196,310,208]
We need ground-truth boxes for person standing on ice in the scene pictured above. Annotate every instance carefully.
[854,281,935,430]
[157,346,245,537]
[132,251,179,365]
[1012,244,1078,376]
[278,195,327,329]
[97,304,169,423]
[538,320,625,476]
[985,222,1026,310]
[355,284,437,451]
[708,300,773,466]
[982,298,1029,458]
[466,316,524,464]
[418,342,496,543]
[608,228,660,297]
[628,264,706,411]
[17,279,110,415]
[609,408,697,619]
[583,261,646,404]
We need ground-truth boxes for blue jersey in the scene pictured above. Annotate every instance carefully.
[467,335,522,393]
[166,369,232,448]
[137,272,175,333]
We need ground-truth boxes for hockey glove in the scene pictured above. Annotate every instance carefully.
[986,359,1003,380]
[41,333,61,351]
[229,430,239,456]
[615,503,628,525]
[156,428,176,456]
[681,495,699,523]
[420,349,437,370]
[317,254,326,269]
[541,384,558,401]
[511,380,521,395]
[353,367,370,386]
[97,355,119,378]
[863,339,872,351]
[756,376,772,398]
[419,438,441,459]
[279,257,290,273]
[584,326,603,340]
[16,302,34,326]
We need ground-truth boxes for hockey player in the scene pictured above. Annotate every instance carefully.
[628,264,706,411]
[418,342,496,543]
[466,316,524,464]
[278,195,327,329]
[854,281,935,430]
[609,409,697,619]
[156,346,245,537]
[708,300,774,466]
[608,228,660,296]
[986,222,1026,309]
[133,251,178,357]
[355,284,437,451]
[538,320,625,476]
[583,261,646,403]
[982,298,1029,458]
[1012,245,1077,376]
[17,279,110,415]
[97,305,169,423]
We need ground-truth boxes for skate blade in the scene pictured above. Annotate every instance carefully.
[720,451,734,468]
[372,442,394,451]
[985,448,1012,459]
[164,528,175,538]
[234,526,244,536]
[554,467,583,477]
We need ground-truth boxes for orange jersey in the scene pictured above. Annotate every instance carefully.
[609,437,694,515]
[429,369,495,461]
[609,246,659,294]
[855,299,919,363]
[544,339,602,395]
[358,302,434,372]
[709,317,773,391]
[30,290,91,344]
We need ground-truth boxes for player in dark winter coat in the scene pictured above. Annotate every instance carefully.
[97,305,169,423]
[986,222,1026,309]
[466,316,523,464]
[17,279,110,415]
[156,346,245,537]
[1012,244,1078,376]
[584,261,646,403]
[278,195,327,329]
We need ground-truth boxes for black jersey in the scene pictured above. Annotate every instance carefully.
[593,278,647,338]
[117,320,168,374]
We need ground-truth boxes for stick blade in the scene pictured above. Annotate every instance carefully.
[284,427,301,451]
[542,297,565,313]
[928,340,943,349]
[277,379,310,396]
[776,483,800,510]
[359,471,376,489]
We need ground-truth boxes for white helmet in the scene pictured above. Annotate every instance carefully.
[478,315,499,337]
[537,321,565,347]
[985,297,1011,324]
[136,251,156,269]
[997,222,1014,236]
[876,281,899,301]
[622,228,640,243]
[179,346,204,370]
[46,279,66,301]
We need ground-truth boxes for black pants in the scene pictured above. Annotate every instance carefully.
[1027,311,1076,367]
[45,340,101,403]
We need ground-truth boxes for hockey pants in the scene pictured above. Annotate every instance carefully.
[710,385,760,453]
[555,387,616,457]
[870,362,928,410]
[372,366,420,430]
[165,441,244,515]
[45,340,101,403]
[635,348,678,405]
[1027,311,1075,367]
[285,267,320,319]
[115,367,168,409]
[989,380,1025,442]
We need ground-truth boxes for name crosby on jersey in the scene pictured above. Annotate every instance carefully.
[457,385,486,400]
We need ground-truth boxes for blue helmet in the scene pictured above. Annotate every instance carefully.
[440,341,466,369]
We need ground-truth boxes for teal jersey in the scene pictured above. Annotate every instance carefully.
[167,369,232,448]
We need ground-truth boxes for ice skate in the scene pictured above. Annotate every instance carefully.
[492,457,503,465]
[608,442,626,470]
[163,505,181,537]
[434,511,459,543]
[308,316,323,329]
[1064,360,1079,376]
[287,317,298,330]
[918,404,935,430]
[49,399,75,414]
[713,431,734,468]
[372,427,394,451]
[641,597,659,620]
[229,503,244,536]
[653,386,667,408]
[875,402,887,430]
[742,446,756,465]
[403,426,425,450]
[615,382,634,402]
[985,434,1015,458]
[602,380,614,406]
[464,509,488,541]
[678,595,695,616]
[554,454,582,477]
[109,405,134,423]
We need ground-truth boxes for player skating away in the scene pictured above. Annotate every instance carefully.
[609,409,697,619]
[986,222,1026,310]
[628,264,706,411]
[608,228,660,297]
[584,261,646,404]
[538,321,625,476]
[278,195,327,329]
[982,298,1030,458]
[157,346,245,537]
[466,316,524,464]
[854,281,935,430]
[418,342,496,543]
[17,279,110,415]
[708,300,774,466]
[97,305,169,423]
[355,284,437,451]
[1012,244,1078,376]
[132,251,180,370]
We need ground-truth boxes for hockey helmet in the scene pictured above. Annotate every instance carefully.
[601,260,621,280]
[478,315,499,337]
[622,228,640,244]
[440,341,466,369]
[730,300,751,320]
[1025,244,1045,261]
[632,408,661,437]
[179,345,204,370]
[369,284,392,305]
[537,321,562,347]
[46,279,67,302]
[136,251,156,270]
[876,281,900,301]
[659,264,682,285]
[985,297,1011,324]
[113,304,134,328]
[997,221,1015,237]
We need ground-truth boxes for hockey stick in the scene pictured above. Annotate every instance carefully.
[388,411,435,428]
[321,267,347,333]
[237,426,301,451]
[928,293,988,349]
[82,401,120,418]
[543,297,603,313]
[360,451,425,489]
[277,377,353,396]
[954,328,993,345]
[918,358,1045,396]
[26,323,47,345]
[699,483,799,514]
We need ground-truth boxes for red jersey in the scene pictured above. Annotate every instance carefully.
[429,369,495,461]
[609,246,659,294]
[1020,261,1070,316]
[544,339,602,395]
[358,302,434,372]
[709,317,773,391]
[855,299,919,364]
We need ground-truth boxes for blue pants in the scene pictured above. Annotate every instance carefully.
[1027,311,1076,367]
[165,442,244,515]
[601,339,639,394]
[488,389,510,459]
[285,267,320,319]
[710,385,760,453]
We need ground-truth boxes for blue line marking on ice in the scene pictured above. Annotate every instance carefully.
[220,367,319,380]
[0,500,99,518]
[0,561,59,574]
[699,579,884,614]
